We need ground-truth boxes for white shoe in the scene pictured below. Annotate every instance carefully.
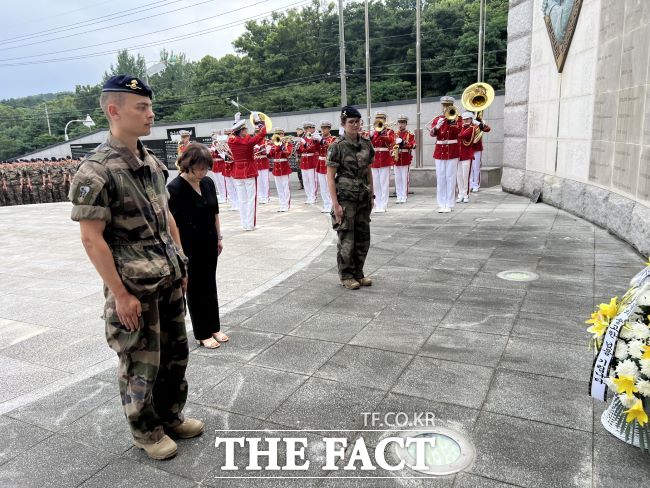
[471,188,478,193]
[455,196,463,203]
[437,207,445,213]
[462,196,469,203]
[441,207,451,213]
[244,227,255,231]
[374,208,386,213]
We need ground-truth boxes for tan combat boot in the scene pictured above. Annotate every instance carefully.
[341,278,361,290]
[357,277,372,286]
[167,418,205,439]
[133,435,177,460]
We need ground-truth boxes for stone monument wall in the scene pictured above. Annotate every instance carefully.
[503,0,650,255]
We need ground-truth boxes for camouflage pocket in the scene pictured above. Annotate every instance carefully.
[114,248,171,297]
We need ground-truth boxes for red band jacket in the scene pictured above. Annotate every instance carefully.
[459,124,476,162]
[395,129,416,166]
[268,143,293,177]
[298,136,319,170]
[370,129,396,168]
[227,127,267,179]
[317,135,336,174]
[430,115,461,160]
[472,121,491,152]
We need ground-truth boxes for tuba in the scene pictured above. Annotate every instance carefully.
[461,82,495,143]
[249,111,273,132]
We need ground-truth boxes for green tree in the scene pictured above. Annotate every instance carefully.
[103,49,147,81]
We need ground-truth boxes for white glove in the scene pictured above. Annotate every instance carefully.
[472,119,480,126]
[395,137,402,144]
[300,138,306,145]
[218,152,226,159]
[435,118,445,130]
[312,133,321,142]
[265,145,272,154]
[369,129,375,137]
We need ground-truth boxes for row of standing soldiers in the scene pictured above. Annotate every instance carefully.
[0,159,80,206]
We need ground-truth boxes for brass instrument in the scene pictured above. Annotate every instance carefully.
[249,111,273,132]
[271,134,293,146]
[391,144,400,162]
[444,105,459,122]
[373,119,395,132]
[461,82,495,143]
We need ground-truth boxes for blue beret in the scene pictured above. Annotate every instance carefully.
[102,74,153,99]
[341,105,362,119]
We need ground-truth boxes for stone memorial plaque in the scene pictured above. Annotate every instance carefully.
[594,38,622,93]
[599,0,625,44]
[615,87,644,144]
[619,26,650,89]
[637,146,650,202]
[612,143,640,195]
[592,91,618,142]
[589,141,613,186]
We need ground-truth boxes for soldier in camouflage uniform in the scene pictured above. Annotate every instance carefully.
[326,106,375,290]
[0,164,7,206]
[5,163,20,206]
[69,75,203,461]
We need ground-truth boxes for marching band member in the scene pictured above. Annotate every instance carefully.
[254,130,271,204]
[178,129,191,155]
[430,96,461,213]
[268,128,293,212]
[297,121,319,204]
[469,113,491,192]
[294,126,305,189]
[456,112,476,204]
[369,110,395,213]
[209,130,227,204]
[316,120,336,213]
[221,129,239,211]
[227,114,267,230]
[394,114,416,204]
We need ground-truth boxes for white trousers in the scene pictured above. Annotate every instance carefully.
[371,166,390,210]
[470,150,482,190]
[456,160,471,199]
[210,171,227,203]
[394,165,410,202]
[257,169,270,203]
[274,174,291,210]
[225,176,239,210]
[317,172,332,211]
[302,168,317,203]
[233,177,257,229]
[435,158,459,208]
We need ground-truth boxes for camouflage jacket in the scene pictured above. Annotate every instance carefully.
[69,133,186,296]
[326,134,375,200]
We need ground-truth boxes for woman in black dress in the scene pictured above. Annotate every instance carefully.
[168,143,227,349]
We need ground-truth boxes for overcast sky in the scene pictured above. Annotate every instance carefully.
[0,0,310,100]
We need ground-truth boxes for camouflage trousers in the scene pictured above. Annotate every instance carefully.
[336,195,372,280]
[104,279,189,443]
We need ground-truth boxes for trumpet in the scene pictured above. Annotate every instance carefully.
[271,134,293,146]
[373,119,395,132]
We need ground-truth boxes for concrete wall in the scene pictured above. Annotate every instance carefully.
[22,96,504,169]
[502,0,650,255]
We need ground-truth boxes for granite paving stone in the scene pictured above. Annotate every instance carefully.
[375,295,451,326]
[349,319,435,355]
[0,416,51,467]
[193,328,282,362]
[194,365,308,420]
[510,311,589,346]
[0,355,70,404]
[239,304,317,334]
[469,412,592,488]
[392,356,493,409]
[250,335,342,375]
[592,433,650,487]
[289,312,373,343]
[483,369,593,432]
[437,307,517,336]
[420,329,508,367]
[78,458,198,488]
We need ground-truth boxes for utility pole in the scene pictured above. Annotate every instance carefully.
[364,0,371,129]
[44,103,52,137]
[477,0,486,82]
[338,0,347,107]
[415,0,422,168]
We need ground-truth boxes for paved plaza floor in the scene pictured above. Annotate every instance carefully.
[0,186,649,487]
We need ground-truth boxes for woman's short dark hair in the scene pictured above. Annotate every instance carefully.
[176,143,212,173]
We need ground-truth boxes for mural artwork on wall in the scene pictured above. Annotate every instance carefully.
[542,0,584,72]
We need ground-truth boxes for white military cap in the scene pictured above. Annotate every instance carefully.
[274,127,285,133]
[320,120,332,127]
[461,111,474,119]
[440,95,456,104]
[179,129,191,136]
[396,114,408,121]
[231,119,246,132]
[374,110,387,118]
[303,121,316,128]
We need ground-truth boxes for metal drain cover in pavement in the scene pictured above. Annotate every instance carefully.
[497,270,539,282]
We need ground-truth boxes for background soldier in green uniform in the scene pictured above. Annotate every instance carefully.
[69,75,203,461]
[326,106,375,290]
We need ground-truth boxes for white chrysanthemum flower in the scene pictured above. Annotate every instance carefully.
[631,321,650,340]
[637,290,650,307]
[641,359,650,377]
[628,340,645,359]
[615,342,630,360]
[637,379,650,397]
[619,393,638,408]
[616,359,640,378]
[619,323,636,340]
